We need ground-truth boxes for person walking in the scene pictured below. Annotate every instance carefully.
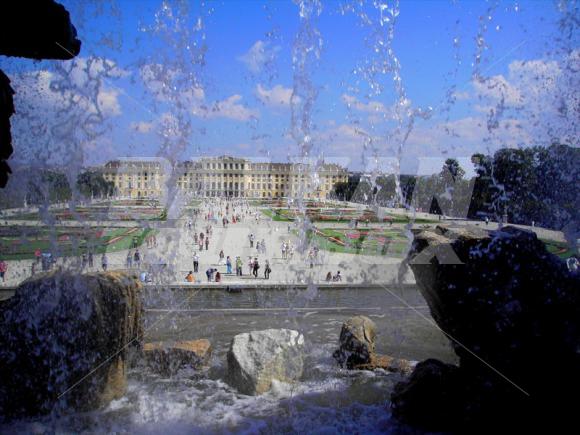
[126,251,133,269]
[264,260,271,280]
[193,252,199,272]
[249,233,254,248]
[134,249,141,269]
[253,258,260,278]
[205,237,209,251]
[0,259,7,283]
[248,257,254,275]
[281,242,286,260]
[226,256,232,274]
[236,256,243,276]
[219,250,225,265]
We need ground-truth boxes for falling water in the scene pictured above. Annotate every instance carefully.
[1,0,578,432]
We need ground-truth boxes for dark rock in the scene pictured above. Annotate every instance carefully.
[0,1,81,60]
[392,225,580,431]
[391,359,462,432]
[333,315,376,368]
[144,339,212,376]
[0,271,143,420]
[0,70,15,188]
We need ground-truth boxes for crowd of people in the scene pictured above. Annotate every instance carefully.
[182,198,278,283]
[0,197,360,287]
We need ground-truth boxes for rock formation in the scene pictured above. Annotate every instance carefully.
[333,315,376,368]
[144,339,212,376]
[392,225,580,431]
[0,271,142,420]
[227,329,304,395]
[333,315,412,374]
[0,0,81,187]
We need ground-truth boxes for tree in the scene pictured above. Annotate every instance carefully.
[76,170,114,199]
[441,158,465,183]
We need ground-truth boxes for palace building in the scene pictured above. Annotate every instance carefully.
[101,156,348,199]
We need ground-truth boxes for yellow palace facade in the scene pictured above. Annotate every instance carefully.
[101,156,348,200]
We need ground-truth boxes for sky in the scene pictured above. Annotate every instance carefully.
[3,0,578,176]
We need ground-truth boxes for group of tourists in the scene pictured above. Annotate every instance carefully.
[145,233,157,248]
[194,228,211,251]
[325,270,342,282]
[125,249,141,269]
[281,241,295,260]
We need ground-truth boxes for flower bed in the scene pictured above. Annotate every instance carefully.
[0,226,153,260]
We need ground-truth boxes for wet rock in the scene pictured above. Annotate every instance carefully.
[333,315,376,368]
[391,359,462,432]
[0,70,15,188]
[352,354,414,375]
[0,271,143,420]
[144,339,212,376]
[227,329,304,395]
[392,225,580,431]
[0,1,81,60]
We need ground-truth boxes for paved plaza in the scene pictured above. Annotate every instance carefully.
[0,199,571,288]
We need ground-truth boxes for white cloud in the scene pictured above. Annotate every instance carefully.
[238,40,280,73]
[9,57,126,166]
[140,63,205,105]
[469,50,579,145]
[13,57,125,118]
[202,95,259,121]
[140,63,258,122]
[256,84,293,108]
[341,93,394,116]
[130,121,155,134]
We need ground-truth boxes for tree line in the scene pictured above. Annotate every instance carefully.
[0,168,114,208]
[332,144,578,232]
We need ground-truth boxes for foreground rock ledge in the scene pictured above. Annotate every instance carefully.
[227,329,305,395]
[144,339,212,375]
[0,271,142,420]
[392,225,580,431]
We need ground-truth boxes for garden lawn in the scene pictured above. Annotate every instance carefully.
[308,227,410,257]
[541,239,576,259]
[0,226,155,261]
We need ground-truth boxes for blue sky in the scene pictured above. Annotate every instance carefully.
[4,0,578,175]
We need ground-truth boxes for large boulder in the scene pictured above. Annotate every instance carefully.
[144,339,212,376]
[333,315,376,368]
[0,271,143,420]
[392,225,580,431]
[227,329,304,395]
